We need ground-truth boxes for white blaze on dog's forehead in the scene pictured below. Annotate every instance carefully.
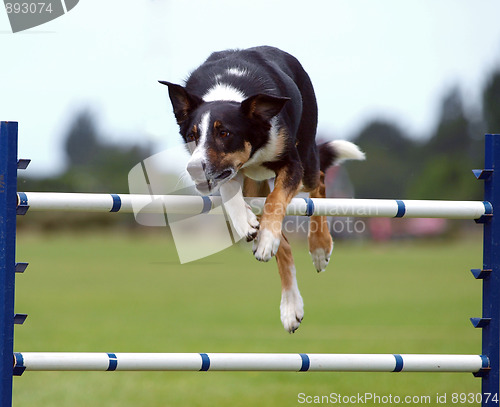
[198,111,211,140]
[225,67,248,77]
[203,83,246,102]
[188,111,211,165]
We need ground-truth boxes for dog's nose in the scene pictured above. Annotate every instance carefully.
[187,159,207,181]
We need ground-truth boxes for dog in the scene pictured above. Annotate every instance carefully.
[160,46,364,333]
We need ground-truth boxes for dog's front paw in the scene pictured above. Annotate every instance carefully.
[280,288,304,333]
[231,205,259,242]
[252,229,280,262]
[244,204,260,242]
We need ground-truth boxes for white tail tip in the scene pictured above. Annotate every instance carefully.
[330,140,366,164]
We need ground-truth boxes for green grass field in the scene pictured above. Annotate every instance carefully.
[12,231,484,406]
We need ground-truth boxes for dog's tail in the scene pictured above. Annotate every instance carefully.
[318,140,365,172]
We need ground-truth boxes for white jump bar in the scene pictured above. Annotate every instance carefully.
[17,192,491,219]
[13,353,488,373]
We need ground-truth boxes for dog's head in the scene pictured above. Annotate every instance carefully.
[160,81,288,195]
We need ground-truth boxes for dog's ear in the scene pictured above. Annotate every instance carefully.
[159,81,203,124]
[241,94,290,121]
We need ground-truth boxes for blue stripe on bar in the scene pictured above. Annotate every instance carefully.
[483,201,493,215]
[13,353,25,376]
[110,194,121,212]
[17,192,28,206]
[200,353,210,371]
[303,198,315,216]
[393,354,404,372]
[481,355,490,369]
[13,352,24,368]
[395,200,406,218]
[107,353,118,371]
[299,353,310,371]
[201,196,212,214]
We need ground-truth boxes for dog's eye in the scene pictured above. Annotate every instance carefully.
[219,130,230,138]
[187,133,196,142]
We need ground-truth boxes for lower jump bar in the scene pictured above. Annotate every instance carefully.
[13,353,488,373]
[17,192,491,219]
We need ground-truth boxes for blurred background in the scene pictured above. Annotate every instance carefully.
[3,0,500,240]
[5,2,500,406]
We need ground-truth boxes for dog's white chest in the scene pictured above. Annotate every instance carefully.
[240,118,281,181]
[241,164,275,181]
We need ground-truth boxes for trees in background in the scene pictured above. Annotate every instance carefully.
[343,120,418,199]
[483,70,500,132]
[20,109,152,193]
[17,110,153,230]
[18,63,500,204]
[349,66,500,200]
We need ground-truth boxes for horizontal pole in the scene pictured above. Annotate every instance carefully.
[13,352,488,373]
[17,192,491,219]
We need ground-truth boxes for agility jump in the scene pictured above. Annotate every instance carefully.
[16,191,491,219]
[1,121,499,407]
[13,353,488,374]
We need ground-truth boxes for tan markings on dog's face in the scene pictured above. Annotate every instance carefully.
[186,124,199,143]
[213,120,231,139]
[205,140,252,172]
[229,141,252,169]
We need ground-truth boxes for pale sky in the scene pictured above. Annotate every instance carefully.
[1,0,500,176]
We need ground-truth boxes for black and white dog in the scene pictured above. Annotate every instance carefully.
[160,46,364,332]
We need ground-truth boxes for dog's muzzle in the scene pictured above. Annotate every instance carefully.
[186,159,210,194]
[187,159,235,195]
[186,158,207,182]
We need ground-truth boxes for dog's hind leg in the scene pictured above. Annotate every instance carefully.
[308,170,333,272]
[276,233,304,333]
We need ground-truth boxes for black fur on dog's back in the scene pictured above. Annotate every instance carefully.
[184,46,320,190]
